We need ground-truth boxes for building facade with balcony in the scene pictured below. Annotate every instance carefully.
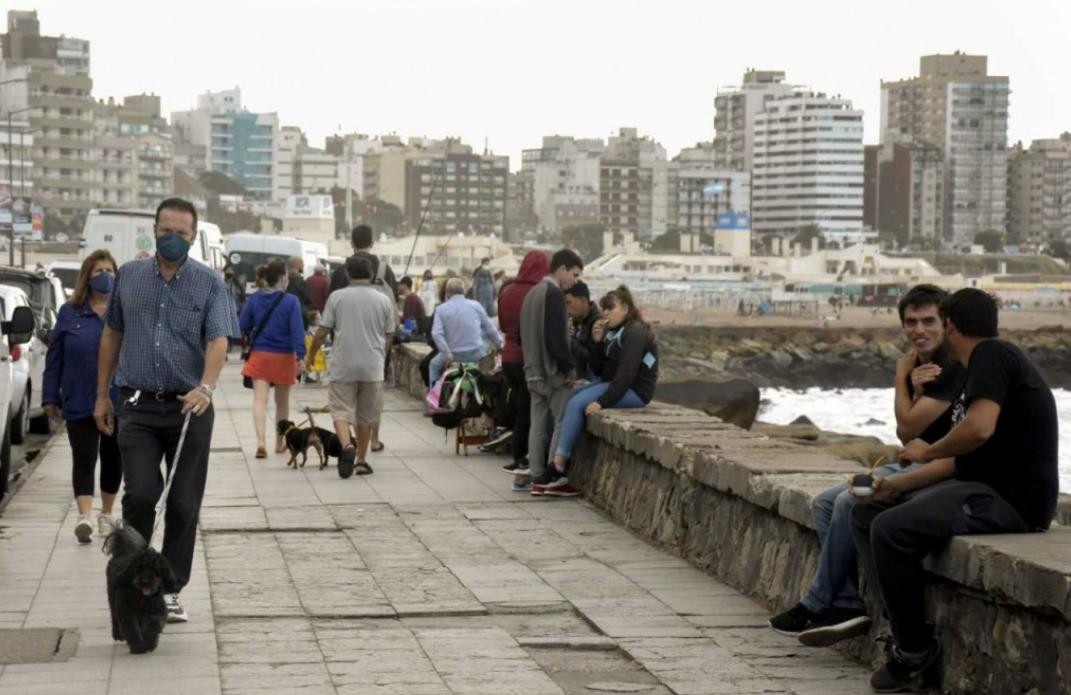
[404,151,508,237]
[599,128,667,241]
[1006,135,1071,246]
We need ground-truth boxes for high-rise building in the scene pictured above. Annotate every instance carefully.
[599,128,667,241]
[713,70,797,172]
[292,144,339,195]
[272,126,302,201]
[365,136,461,213]
[666,142,750,238]
[94,96,174,209]
[881,53,1009,246]
[751,92,864,239]
[1,10,95,225]
[171,87,277,199]
[521,135,604,236]
[1006,135,1071,245]
[864,141,944,245]
[404,150,508,237]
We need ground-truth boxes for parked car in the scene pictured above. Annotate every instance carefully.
[0,304,35,497]
[0,268,62,438]
[0,285,46,444]
[47,260,82,298]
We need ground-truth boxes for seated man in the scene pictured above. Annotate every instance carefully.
[398,275,428,334]
[564,280,601,380]
[769,285,966,646]
[851,288,1059,692]
[428,277,504,386]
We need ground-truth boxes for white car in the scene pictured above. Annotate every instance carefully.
[47,260,82,298]
[0,285,45,445]
[0,301,35,497]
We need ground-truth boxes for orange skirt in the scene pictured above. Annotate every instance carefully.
[242,350,298,386]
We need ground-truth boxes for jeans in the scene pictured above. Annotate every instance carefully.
[554,381,645,460]
[428,346,486,386]
[801,463,915,613]
[66,416,122,498]
[851,478,1028,652]
[503,363,530,465]
[117,397,214,591]
[527,379,571,477]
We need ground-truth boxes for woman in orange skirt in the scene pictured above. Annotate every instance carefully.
[239,260,306,458]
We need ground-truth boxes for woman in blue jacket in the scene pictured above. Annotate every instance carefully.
[239,260,306,459]
[42,250,121,544]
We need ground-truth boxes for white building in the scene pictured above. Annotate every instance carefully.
[713,70,798,171]
[751,91,865,241]
[667,142,750,237]
[272,126,302,201]
[372,233,518,277]
[521,135,604,235]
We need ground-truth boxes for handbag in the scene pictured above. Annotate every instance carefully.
[241,292,287,389]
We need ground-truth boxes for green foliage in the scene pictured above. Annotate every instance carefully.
[974,229,1005,253]
[560,223,606,262]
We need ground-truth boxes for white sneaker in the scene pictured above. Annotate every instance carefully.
[97,514,115,538]
[164,594,188,623]
[74,514,93,544]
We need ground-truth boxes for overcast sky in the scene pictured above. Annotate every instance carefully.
[24,0,1071,167]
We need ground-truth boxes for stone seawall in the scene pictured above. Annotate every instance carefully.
[393,343,1071,694]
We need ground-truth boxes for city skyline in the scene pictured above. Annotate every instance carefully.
[20,0,1071,167]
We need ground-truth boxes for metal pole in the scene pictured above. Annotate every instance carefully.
[8,111,13,266]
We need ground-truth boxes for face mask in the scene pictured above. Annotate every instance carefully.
[156,232,190,262]
[89,273,114,295]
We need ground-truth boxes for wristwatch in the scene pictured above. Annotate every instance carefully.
[198,383,215,397]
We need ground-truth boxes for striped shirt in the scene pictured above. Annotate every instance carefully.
[105,257,239,392]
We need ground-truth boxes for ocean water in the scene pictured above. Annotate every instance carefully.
[759,387,1071,493]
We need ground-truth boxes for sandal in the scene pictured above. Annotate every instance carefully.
[370,442,385,453]
[255,445,267,459]
[355,461,374,475]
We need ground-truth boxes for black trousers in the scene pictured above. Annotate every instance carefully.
[850,479,1028,652]
[117,398,214,591]
[66,416,122,498]
[503,363,530,465]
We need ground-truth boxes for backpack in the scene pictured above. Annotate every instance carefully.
[367,253,397,306]
[430,364,488,430]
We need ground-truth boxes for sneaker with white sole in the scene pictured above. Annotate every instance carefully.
[97,514,116,538]
[798,607,872,647]
[164,594,188,623]
[543,477,581,497]
[74,514,93,544]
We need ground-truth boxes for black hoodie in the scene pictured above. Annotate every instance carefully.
[589,320,658,408]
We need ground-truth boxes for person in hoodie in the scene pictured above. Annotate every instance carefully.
[497,251,549,483]
[540,285,658,497]
[520,249,583,495]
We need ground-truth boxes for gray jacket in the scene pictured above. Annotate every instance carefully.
[519,277,574,390]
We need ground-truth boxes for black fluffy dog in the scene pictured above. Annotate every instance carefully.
[104,522,177,654]
[277,420,342,469]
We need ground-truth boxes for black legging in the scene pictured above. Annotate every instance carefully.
[66,416,122,497]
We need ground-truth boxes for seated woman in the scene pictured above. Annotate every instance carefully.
[535,285,659,497]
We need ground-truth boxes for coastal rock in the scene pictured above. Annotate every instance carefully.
[656,378,760,430]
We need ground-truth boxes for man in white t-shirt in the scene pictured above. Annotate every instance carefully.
[306,256,396,478]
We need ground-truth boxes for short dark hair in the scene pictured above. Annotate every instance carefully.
[264,260,287,286]
[565,280,590,301]
[550,249,583,273]
[155,197,198,231]
[940,288,999,338]
[399,275,413,289]
[346,255,373,280]
[897,284,948,322]
[351,224,373,249]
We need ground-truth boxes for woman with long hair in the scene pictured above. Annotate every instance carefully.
[239,260,306,458]
[535,285,659,497]
[42,250,122,543]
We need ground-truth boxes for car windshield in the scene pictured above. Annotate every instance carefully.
[227,251,291,289]
[51,267,80,291]
[0,273,45,316]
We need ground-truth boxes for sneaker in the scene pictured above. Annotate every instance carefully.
[97,514,116,538]
[164,594,188,623]
[338,445,356,479]
[869,639,941,693]
[768,602,825,636]
[511,477,532,492]
[529,469,560,497]
[543,479,581,497]
[74,514,93,544]
[798,607,872,647]
[480,428,513,451]
[502,460,530,475]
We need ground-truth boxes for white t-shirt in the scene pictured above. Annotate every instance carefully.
[320,283,396,383]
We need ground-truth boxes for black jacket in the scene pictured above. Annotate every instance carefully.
[571,303,601,377]
[589,320,658,408]
[329,250,398,298]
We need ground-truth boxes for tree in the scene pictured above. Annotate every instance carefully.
[651,228,712,253]
[974,229,1005,253]
[1046,239,1070,261]
[793,224,823,249]
[559,223,605,262]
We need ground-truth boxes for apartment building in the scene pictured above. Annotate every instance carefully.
[713,69,797,171]
[599,127,668,241]
[404,150,508,236]
[521,135,604,236]
[1006,135,1071,245]
[667,142,750,237]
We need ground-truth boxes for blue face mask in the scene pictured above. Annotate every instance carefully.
[89,273,114,295]
[156,232,190,262]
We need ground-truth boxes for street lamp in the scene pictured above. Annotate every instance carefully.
[1,76,32,266]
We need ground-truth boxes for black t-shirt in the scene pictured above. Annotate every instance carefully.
[906,343,967,444]
[952,339,1059,530]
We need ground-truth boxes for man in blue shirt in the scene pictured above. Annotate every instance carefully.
[428,277,504,386]
[95,197,239,624]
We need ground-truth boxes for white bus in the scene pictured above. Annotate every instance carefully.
[80,208,227,271]
[224,232,327,292]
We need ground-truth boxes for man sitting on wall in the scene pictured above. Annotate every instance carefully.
[850,288,1058,692]
[768,284,966,647]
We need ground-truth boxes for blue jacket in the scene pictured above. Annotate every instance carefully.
[238,290,306,358]
[43,302,117,421]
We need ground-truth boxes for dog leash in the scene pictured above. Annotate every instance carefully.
[150,410,193,549]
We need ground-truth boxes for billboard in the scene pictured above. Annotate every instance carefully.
[285,194,334,220]
[0,187,44,241]
[714,212,750,230]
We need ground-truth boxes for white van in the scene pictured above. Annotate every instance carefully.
[80,209,223,269]
[224,232,327,292]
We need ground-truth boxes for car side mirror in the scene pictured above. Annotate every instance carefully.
[2,306,36,345]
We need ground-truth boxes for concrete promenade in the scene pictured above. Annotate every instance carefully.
[0,363,871,694]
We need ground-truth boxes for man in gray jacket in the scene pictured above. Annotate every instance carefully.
[519,249,583,495]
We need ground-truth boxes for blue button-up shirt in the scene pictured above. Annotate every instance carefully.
[42,301,118,420]
[105,257,239,392]
[431,294,503,355]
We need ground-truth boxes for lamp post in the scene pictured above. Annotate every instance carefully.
[1,76,32,266]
